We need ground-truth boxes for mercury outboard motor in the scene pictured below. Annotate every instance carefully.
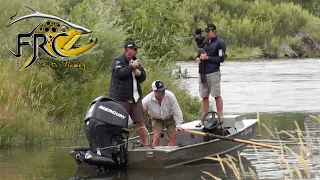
[75,96,129,169]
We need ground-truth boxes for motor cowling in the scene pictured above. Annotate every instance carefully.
[77,96,130,168]
[84,96,129,128]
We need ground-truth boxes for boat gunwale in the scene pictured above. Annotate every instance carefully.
[161,119,258,168]
[69,119,258,154]
[163,143,248,169]
[133,118,259,153]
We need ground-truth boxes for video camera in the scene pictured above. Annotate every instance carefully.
[194,28,206,49]
[194,28,207,84]
[194,28,210,58]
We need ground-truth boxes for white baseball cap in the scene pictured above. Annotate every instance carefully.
[151,80,166,92]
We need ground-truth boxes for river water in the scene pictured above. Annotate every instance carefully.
[0,59,320,180]
[176,58,320,114]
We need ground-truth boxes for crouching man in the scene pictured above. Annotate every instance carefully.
[142,80,184,147]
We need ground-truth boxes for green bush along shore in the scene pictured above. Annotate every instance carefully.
[1,0,320,146]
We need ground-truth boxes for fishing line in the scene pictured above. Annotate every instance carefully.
[96,126,151,151]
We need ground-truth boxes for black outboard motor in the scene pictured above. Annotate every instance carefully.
[75,96,129,169]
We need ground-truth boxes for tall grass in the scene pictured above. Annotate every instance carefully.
[1,0,319,146]
[0,0,202,147]
[201,113,320,180]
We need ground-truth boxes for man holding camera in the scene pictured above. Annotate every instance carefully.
[195,23,226,117]
[108,41,148,146]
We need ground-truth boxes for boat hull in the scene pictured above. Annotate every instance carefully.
[69,116,258,169]
[126,119,258,168]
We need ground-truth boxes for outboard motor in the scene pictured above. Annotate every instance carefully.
[75,96,129,169]
[202,111,230,141]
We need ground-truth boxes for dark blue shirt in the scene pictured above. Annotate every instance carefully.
[198,36,226,74]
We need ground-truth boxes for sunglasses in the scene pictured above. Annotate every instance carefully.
[205,28,215,33]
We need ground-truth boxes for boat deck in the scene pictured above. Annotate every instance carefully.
[128,116,258,152]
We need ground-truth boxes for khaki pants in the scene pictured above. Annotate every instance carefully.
[199,71,221,98]
[152,116,176,135]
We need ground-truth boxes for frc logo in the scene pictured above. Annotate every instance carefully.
[98,105,126,119]
[6,6,98,70]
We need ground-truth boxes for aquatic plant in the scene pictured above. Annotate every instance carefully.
[309,115,320,123]
[200,113,320,179]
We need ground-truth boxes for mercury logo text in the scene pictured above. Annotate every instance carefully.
[98,105,126,119]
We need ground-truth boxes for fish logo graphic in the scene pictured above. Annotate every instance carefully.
[6,6,98,70]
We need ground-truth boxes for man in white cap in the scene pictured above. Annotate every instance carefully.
[142,80,184,147]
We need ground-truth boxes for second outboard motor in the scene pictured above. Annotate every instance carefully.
[75,96,129,169]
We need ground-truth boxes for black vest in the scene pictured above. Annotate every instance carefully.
[108,54,146,101]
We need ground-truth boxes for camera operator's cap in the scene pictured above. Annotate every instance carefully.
[205,23,216,32]
[124,41,138,50]
[151,80,166,92]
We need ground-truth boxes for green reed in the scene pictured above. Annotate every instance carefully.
[201,112,319,180]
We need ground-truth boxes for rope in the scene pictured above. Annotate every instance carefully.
[96,126,151,151]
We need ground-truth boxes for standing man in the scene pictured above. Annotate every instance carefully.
[195,23,226,117]
[108,41,148,146]
[142,80,183,147]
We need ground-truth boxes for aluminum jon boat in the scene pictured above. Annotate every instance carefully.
[69,100,259,169]
[122,115,258,169]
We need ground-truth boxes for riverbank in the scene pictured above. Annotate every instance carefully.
[2,0,320,147]
[3,56,319,147]
[224,33,320,60]
[0,0,200,147]
[0,59,202,147]
[182,37,320,62]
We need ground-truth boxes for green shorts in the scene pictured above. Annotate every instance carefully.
[199,71,221,98]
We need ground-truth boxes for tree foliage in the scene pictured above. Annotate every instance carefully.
[1,0,320,146]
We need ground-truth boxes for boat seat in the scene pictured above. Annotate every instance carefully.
[180,115,245,130]
[220,115,245,130]
[180,120,203,131]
